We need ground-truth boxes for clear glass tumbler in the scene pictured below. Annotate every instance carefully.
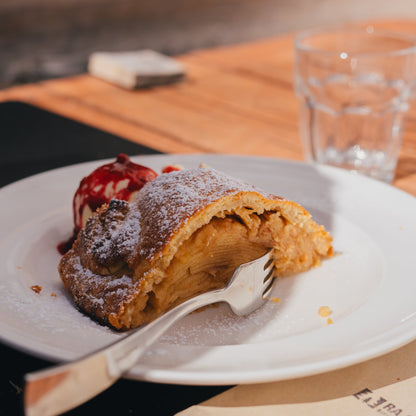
[294,26,416,183]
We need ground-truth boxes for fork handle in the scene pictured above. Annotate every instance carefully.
[24,289,224,416]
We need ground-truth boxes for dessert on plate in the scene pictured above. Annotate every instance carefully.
[59,165,333,330]
[58,154,158,254]
[73,153,158,233]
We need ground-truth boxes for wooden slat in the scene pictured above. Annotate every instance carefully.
[178,62,299,126]
[180,34,295,86]
[38,75,303,160]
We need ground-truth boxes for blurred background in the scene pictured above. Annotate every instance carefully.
[1,0,416,88]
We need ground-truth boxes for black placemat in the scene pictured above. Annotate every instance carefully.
[0,102,229,416]
[0,101,161,187]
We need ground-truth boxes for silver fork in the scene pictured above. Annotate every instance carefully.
[24,250,275,416]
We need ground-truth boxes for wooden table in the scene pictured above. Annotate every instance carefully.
[1,20,416,195]
[1,19,416,416]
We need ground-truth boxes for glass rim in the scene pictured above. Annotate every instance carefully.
[294,25,416,57]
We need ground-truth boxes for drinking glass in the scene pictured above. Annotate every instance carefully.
[294,26,416,182]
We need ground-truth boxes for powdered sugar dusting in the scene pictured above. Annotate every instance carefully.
[82,200,141,267]
[118,209,142,259]
[133,167,280,259]
[66,253,134,312]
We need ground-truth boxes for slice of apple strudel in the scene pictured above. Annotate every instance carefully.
[59,167,333,330]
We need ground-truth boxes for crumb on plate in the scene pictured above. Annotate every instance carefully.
[30,285,42,294]
[318,305,332,318]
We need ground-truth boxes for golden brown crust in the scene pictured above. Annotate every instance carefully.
[59,167,333,330]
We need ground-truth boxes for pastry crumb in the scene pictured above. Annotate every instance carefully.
[51,292,57,297]
[327,317,333,325]
[318,306,332,318]
[30,285,42,294]
[271,297,281,303]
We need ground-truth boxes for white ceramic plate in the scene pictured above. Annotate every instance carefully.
[1,154,416,385]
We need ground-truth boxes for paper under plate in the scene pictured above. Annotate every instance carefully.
[1,154,416,385]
